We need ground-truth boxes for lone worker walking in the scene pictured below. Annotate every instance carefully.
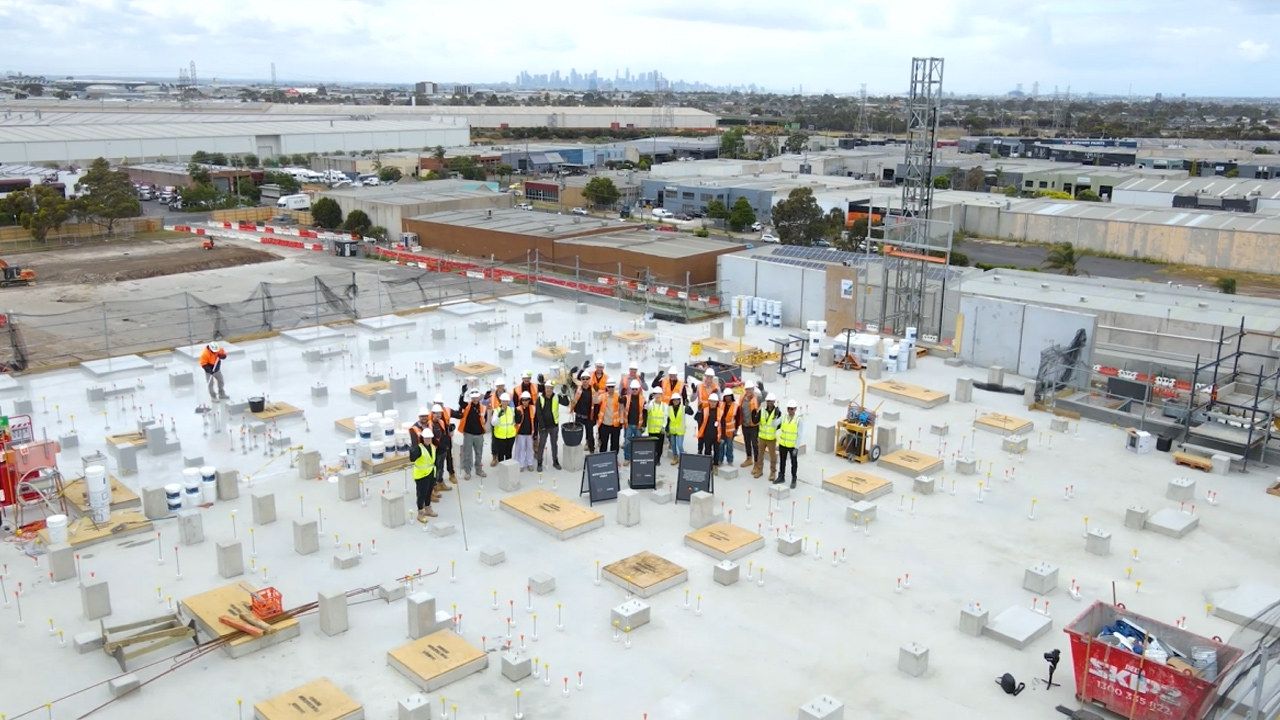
[775,400,802,488]
[409,427,438,520]
[200,341,229,401]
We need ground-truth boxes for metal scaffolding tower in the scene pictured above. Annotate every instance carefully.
[878,57,950,336]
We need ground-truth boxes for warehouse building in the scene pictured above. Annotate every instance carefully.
[523,172,643,210]
[1111,177,1280,211]
[320,182,512,232]
[123,162,253,193]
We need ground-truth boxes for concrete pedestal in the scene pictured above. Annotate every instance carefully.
[294,519,319,555]
[810,374,828,397]
[876,425,899,453]
[530,573,556,595]
[912,476,935,495]
[777,535,803,556]
[398,695,431,720]
[319,590,349,636]
[407,592,437,639]
[382,492,406,528]
[338,469,361,502]
[818,347,835,367]
[495,460,522,492]
[611,599,651,629]
[1085,529,1111,556]
[845,501,877,523]
[815,424,836,454]
[1166,477,1195,502]
[1050,417,1069,432]
[142,486,168,520]
[81,578,112,620]
[177,509,204,545]
[959,606,989,637]
[563,443,585,472]
[866,357,883,380]
[1211,454,1231,475]
[1022,562,1059,595]
[480,547,506,566]
[49,542,75,582]
[713,560,740,586]
[217,540,244,578]
[956,457,977,475]
[798,695,844,720]
[298,450,321,480]
[761,362,778,382]
[1002,435,1028,453]
[501,654,533,682]
[216,468,239,501]
[689,491,721,529]
[898,642,929,677]
[955,377,973,403]
[251,492,276,525]
[617,488,641,527]
[987,366,1006,385]
[1124,506,1150,530]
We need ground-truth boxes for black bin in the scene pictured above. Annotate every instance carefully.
[1156,434,1174,453]
[561,423,584,447]
[248,397,266,413]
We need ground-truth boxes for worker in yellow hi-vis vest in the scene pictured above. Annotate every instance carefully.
[410,427,438,521]
[774,400,802,489]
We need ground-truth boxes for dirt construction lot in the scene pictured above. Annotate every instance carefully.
[19,238,281,285]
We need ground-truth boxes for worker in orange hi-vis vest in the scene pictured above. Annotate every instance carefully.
[199,341,229,401]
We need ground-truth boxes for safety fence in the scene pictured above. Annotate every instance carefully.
[0,217,164,251]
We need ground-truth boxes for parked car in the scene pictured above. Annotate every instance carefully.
[751,222,764,231]
[674,213,691,221]
[761,233,780,243]
[657,225,677,232]
[516,203,533,210]
[571,207,589,216]
[814,239,832,248]
[651,208,674,219]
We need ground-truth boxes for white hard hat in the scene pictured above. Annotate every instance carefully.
[499,392,511,402]
[468,389,481,398]
[208,341,221,352]
[766,393,778,402]
[466,376,479,384]
[520,391,531,399]
[431,404,443,413]
[420,427,433,438]
[650,388,661,395]
[743,384,755,392]
[417,407,431,416]
[495,377,507,386]
[668,366,678,375]
[580,371,591,379]
[709,393,720,402]
[522,370,532,378]
[433,394,444,404]
[606,379,617,386]
[629,380,641,389]
[594,359,604,366]
[786,400,798,409]
[629,361,638,370]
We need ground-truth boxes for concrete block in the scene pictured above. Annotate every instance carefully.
[984,606,1053,649]
[956,457,977,475]
[429,521,456,537]
[382,492,406,528]
[710,321,725,339]
[369,337,390,352]
[293,519,319,555]
[319,590,349,636]
[815,424,836,454]
[183,455,204,468]
[817,346,835,367]
[81,577,112,620]
[955,377,973,403]
[334,551,360,570]
[769,484,791,500]
[479,546,506,566]
[108,674,140,698]
[433,610,453,633]
[876,425,898,453]
[398,695,432,720]
[216,469,239,501]
[115,443,139,474]
[761,361,778,382]
[1212,454,1231,475]
[1002,435,1028,453]
[1124,506,1150,530]
[378,582,407,603]
[1085,529,1111,556]
[718,466,739,479]
[337,469,361,501]
[297,450,321,480]
[251,358,269,372]
[1166,477,1196,502]
[87,386,106,402]
[713,560,740,586]
[495,460,522,492]
[523,311,542,323]
[251,491,276,525]
[58,431,79,449]
[881,409,900,422]
[689,491,721,529]
[49,542,75,582]
[563,443,585,472]
[311,383,328,398]
[898,642,929,677]
[777,535,803,556]
[611,599,651,629]
[407,592,437,639]
[366,373,385,383]
[1050,417,1069,432]
[501,653,533,682]
[168,370,193,388]
[912,476,935,495]
[799,695,844,720]
[1144,508,1199,539]
[1022,562,1059,595]
[74,630,104,654]
[810,373,827,397]
[930,423,949,436]
[944,357,964,367]
[650,487,672,504]
[217,540,244,579]
[530,573,556,595]
[959,606,989,637]
[576,303,589,314]
[866,357,883,380]
[248,421,267,434]
[616,488,641,527]
[987,366,1006,385]
[845,501,877,523]
[142,486,168,520]
[301,348,322,362]
[375,389,394,413]
[176,509,204,545]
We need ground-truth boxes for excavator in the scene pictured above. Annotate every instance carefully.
[0,259,35,287]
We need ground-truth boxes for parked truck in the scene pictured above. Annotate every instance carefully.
[275,194,311,211]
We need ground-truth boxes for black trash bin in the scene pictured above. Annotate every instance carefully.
[561,423,584,447]
[1156,434,1174,453]
[249,397,266,413]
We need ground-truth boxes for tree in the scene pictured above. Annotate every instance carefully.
[289,154,308,168]
[1254,146,1275,155]
[825,207,847,240]
[933,175,951,189]
[1215,277,1238,294]
[962,166,986,192]
[495,163,513,182]
[784,132,810,154]
[720,127,746,158]
[1043,242,1088,276]
[2,185,71,244]
[73,158,140,237]
[311,197,344,229]
[187,163,212,185]
[1033,189,1073,200]
[757,134,779,159]
[637,155,653,171]
[191,150,211,164]
[432,146,447,161]
[207,152,228,166]
[343,209,372,237]
[177,182,220,210]
[378,167,403,183]
[694,227,710,237]
[264,171,300,195]
[581,177,620,208]
[236,177,261,203]
[1003,185,1019,197]
[368,226,389,242]
[706,199,729,220]
[242,153,259,168]
[727,197,756,232]
[1076,189,1102,202]
[771,187,826,246]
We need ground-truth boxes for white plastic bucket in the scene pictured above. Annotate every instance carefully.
[356,422,374,440]
[165,484,183,511]
[905,326,918,342]
[809,331,821,359]
[898,340,911,372]
[885,343,898,375]
[85,465,110,524]
[200,465,218,504]
[771,300,782,328]
[380,417,396,440]
[370,440,385,462]
[182,467,202,509]
[383,409,400,425]
[344,438,360,469]
[46,514,68,544]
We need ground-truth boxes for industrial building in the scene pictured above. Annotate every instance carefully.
[522,172,643,210]
[124,162,254,193]
[1111,177,1280,211]
[319,182,512,232]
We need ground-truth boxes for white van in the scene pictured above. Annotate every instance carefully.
[651,208,674,219]
[276,194,311,211]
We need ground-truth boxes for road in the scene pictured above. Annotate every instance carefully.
[958,239,1166,281]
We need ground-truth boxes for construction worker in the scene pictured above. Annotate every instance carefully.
[409,426,438,520]
[622,379,646,466]
[571,370,597,453]
[432,394,456,483]
[492,393,516,463]
[776,399,802,488]
[698,375,721,406]
[625,361,643,389]
[719,389,740,466]
[430,404,456,490]
[535,380,567,471]
[755,394,781,479]
[596,379,623,454]
[199,341,229,401]
[514,391,536,471]
[645,388,667,459]
[653,366,685,404]
[695,393,722,466]
[518,370,535,400]
[739,385,761,470]
[488,377,508,467]
[589,360,608,392]
[456,389,488,480]
[666,393,692,465]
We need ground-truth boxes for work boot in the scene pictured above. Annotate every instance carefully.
[790,479,797,489]
[464,471,472,481]
[553,461,561,470]
[449,473,458,485]
[751,470,763,479]
[490,457,498,467]
[437,483,452,492]
[670,457,679,466]
[423,506,438,518]
[536,464,543,473]
[477,469,487,478]
[623,460,631,467]
[740,459,752,468]
[417,509,427,522]
[772,477,784,485]
[219,394,230,400]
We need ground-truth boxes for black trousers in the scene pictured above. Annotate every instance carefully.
[414,474,436,510]
[494,437,514,461]
[440,443,454,475]
[598,425,621,453]
[777,446,798,482]
[698,435,718,458]
[742,426,759,461]
[649,432,665,459]
[575,413,596,451]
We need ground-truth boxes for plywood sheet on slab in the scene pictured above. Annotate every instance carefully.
[532,346,570,360]
[387,630,488,693]
[64,474,139,513]
[453,361,502,377]
[350,381,390,399]
[603,551,688,598]
[878,450,944,478]
[974,413,1034,436]
[362,455,411,475]
[81,355,154,377]
[335,417,356,434]
[684,522,764,561]
[696,338,758,354]
[248,402,302,420]
[107,431,147,448]
[181,582,301,652]
[35,509,152,548]
[499,294,552,306]
[281,327,344,344]
[500,489,604,540]
[823,470,894,500]
[613,331,654,343]
[867,380,950,408]
[254,678,363,720]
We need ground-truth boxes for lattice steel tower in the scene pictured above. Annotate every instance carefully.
[879,57,948,336]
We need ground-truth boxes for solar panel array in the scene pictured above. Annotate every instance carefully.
[758,256,827,271]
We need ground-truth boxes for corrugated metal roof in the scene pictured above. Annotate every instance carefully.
[1115,176,1280,200]
[0,119,460,143]
[1009,199,1280,234]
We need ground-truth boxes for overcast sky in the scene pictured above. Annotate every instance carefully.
[3,0,1277,96]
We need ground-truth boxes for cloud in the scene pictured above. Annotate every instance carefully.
[1237,39,1269,61]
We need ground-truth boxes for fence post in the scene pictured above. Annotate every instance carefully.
[313,278,320,329]
[184,293,193,349]
[575,257,581,302]
[685,272,691,320]
[617,262,623,312]
[102,304,111,360]
[533,250,539,295]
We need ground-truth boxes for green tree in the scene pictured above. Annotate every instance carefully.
[2,185,71,244]
[720,127,746,158]
[757,134,779,159]
[236,176,261,203]
[343,208,372,236]
[242,153,259,168]
[207,152,228,166]
[962,166,986,192]
[1253,146,1275,155]
[825,207,847,240]
[1033,189,1073,200]
[378,166,403,183]
[177,182,220,210]
[1226,167,1240,178]
[705,199,729,220]
[637,155,653,171]
[581,176,621,208]
[191,150,211,164]
[1003,185,1019,197]
[432,146,447,161]
[932,175,951,189]
[784,132,810,154]
[1215,277,1238,294]
[311,197,344,229]
[73,158,140,237]
[289,154,308,167]
[495,163,513,182]
[1043,242,1088,276]
[264,171,300,195]
[771,187,826,246]
[694,227,710,237]
[187,163,212,185]
[368,226,389,242]
[1076,189,1102,202]
[727,197,756,232]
